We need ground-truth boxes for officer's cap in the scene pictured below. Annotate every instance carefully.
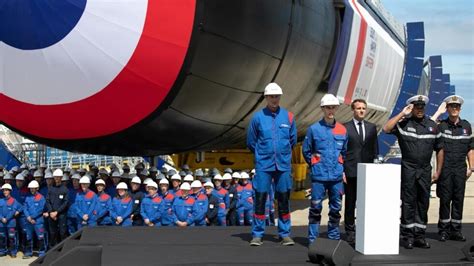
[443,95,464,105]
[406,95,429,105]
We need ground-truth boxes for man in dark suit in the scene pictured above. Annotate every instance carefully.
[343,99,379,245]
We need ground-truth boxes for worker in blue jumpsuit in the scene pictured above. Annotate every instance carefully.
[95,179,113,226]
[75,177,98,229]
[303,94,348,244]
[141,181,163,227]
[212,174,229,226]
[12,173,29,256]
[172,183,197,227]
[191,180,208,226]
[110,182,133,227]
[158,178,175,226]
[0,184,21,258]
[22,181,47,258]
[237,172,254,226]
[247,83,297,246]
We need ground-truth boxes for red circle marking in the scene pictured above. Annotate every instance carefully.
[0,0,196,139]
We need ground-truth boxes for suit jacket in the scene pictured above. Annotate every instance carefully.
[343,120,379,178]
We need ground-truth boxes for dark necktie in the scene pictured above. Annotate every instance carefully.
[358,121,364,142]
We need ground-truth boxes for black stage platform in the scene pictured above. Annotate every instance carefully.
[32,224,474,265]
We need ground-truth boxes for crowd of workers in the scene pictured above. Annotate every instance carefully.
[0,163,266,258]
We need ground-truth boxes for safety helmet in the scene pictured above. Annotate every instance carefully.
[2,184,13,190]
[28,180,40,189]
[147,181,158,189]
[320,94,340,107]
[33,170,43,178]
[264,83,283,96]
[171,174,182,181]
[213,174,223,180]
[53,169,63,177]
[180,182,191,191]
[195,169,204,177]
[159,178,170,185]
[71,173,81,180]
[222,173,232,181]
[95,179,106,186]
[183,175,194,182]
[232,172,241,179]
[116,182,128,190]
[190,180,202,188]
[79,176,91,184]
[131,176,142,184]
[240,172,250,179]
[203,182,214,188]
[15,173,25,181]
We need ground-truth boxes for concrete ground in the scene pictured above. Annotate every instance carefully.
[3,175,473,265]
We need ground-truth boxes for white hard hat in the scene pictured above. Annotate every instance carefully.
[116,182,128,190]
[159,178,170,185]
[213,174,223,180]
[240,172,250,179]
[183,175,194,182]
[203,181,214,188]
[180,182,191,191]
[143,178,153,186]
[222,173,232,180]
[320,94,340,107]
[53,169,63,177]
[44,172,53,179]
[131,176,142,184]
[71,173,81,180]
[147,181,158,189]
[79,176,90,184]
[232,172,241,179]
[28,180,40,189]
[190,180,202,188]
[15,173,25,181]
[171,174,182,181]
[264,82,283,96]
[443,95,464,105]
[61,174,70,181]
[1,184,12,190]
[95,179,106,186]
[406,94,429,105]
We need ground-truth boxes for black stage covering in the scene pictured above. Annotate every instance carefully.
[31,224,474,265]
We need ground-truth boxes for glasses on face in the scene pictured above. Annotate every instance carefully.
[447,104,461,109]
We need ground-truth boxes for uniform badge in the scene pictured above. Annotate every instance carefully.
[418,96,424,101]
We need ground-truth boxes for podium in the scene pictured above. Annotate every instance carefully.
[355,163,401,255]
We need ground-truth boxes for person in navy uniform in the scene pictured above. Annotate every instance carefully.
[46,169,69,248]
[204,182,219,226]
[434,95,474,242]
[247,83,297,246]
[383,95,443,249]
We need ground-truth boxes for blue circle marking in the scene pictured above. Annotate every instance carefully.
[0,0,87,50]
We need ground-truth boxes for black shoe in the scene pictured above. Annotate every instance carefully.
[346,231,355,245]
[0,253,6,257]
[450,232,466,242]
[404,240,414,249]
[439,232,449,242]
[414,239,430,249]
[22,254,32,259]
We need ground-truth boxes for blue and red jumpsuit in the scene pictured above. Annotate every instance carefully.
[212,187,229,226]
[193,191,208,226]
[74,189,98,229]
[237,183,254,225]
[0,196,21,256]
[160,192,175,226]
[303,119,347,243]
[95,192,113,225]
[172,195,197,226]
[140,193,163,227]
[23,192,47,257]
[247,106,296,239]
[110,195,133,227]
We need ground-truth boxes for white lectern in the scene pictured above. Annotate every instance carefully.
[355,163,401,255]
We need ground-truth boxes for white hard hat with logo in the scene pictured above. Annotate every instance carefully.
[28,180,40,189]
[264,83,283,96]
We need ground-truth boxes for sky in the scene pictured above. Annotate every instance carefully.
[382,0,474,122]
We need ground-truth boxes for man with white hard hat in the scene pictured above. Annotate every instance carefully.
[140,181,163,227]
[170,174,182,195]
[67,173,82,235]
[130,176,145,226]
[74,176,98,229]
[0,183,21,258]
[212,174,229,226]
[171,183,196,227]
[237,172,254,226]
[247,82,296,246]
[22,180,47,258]
[95,179,113,226]
[383,95,442,249]
[203,182,219,226]
[303,93,348,244]
[434,95,474,242]
[159,178,176,226]
[46,168,69,248]
[191,180,208,226]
